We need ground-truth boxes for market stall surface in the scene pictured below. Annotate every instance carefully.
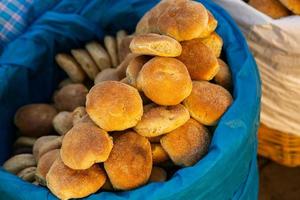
[259,157,300,200]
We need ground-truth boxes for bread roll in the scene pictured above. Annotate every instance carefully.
[71,49,99,80]
[3,154,36,174]
[86,81,143,131]
[104,131,152,190]
[149,167,167,182]
[136,0,209,41]
[47,157,106,200]
[61,123,113,170]
[104,36,119,67]
[85,41,111,70]
[17,166,36,182]
[183,81,233,125]
[14,104,57,137]
[58,78,73,88]
[130,33,182,57]
[249,0,291,18]
[200,32,223,57]
[71,106,87,125]
[126,55,150,88]
[33,136,62,161]
[161,118,210,166]
[52,111,73,135]
[118,35,134,63]
[214,59,232,90]
[55,54,86,83]
[94,68,120,84]
[198,11,218,38]
[115,53,138,79]
[53,83,88,111]
[35,149,60,186]
[177,38,219,81]
[279,0,300,14]
[13,137,36,149]
[147,135,162,143]
[134,104,190,137]
[151,143,169,164]
[137,57,192,105]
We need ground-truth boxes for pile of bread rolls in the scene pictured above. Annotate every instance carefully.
[247,0,300,19]
[3,0,235,199]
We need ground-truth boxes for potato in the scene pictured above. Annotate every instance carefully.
[53,84,88,111]
[14,104,57,137]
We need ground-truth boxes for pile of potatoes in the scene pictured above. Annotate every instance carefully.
[2,0,235,199]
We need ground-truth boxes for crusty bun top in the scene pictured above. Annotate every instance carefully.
[183,81,233,125]
[104,131,152,190]
[46,157,106,200]
[137,57,192,105]
[177,38,219,81]
[60,123,113,170]
[86,81,143,131]
[129,33,182,57]
[136,0,209,41]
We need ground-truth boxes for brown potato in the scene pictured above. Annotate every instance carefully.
[14,104,57,137]
[53,83,88,111]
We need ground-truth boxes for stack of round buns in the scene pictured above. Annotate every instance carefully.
[3,1,235,199]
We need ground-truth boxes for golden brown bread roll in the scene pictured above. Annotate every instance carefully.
[115,53,138,79]
[47,157,106,200]
[86,81,143,131]
[52,111,73,135]
[35,149,60,186]
[53,83,88,111]
[183,81,233,125]
[214,59,232,90]
[71,49,99,80]
[126,55,150,88]
[160,118,210,166]
[279,0,300,14]
[151,143,169,164]
[177,38,219,81]
[149,167,167,182]
[55,54,86,83]
[198,11,218,38]
[137,57,192,105]
[33,136,62,161]
[200,32,223,57]
[134,104,190,137]
[249,0,291,18]
[130,33,182,57]
[136,0,209,41]
[71,106,87,125]
[14,104,57,137]
[61,123,113,170]
[104,131,152,190]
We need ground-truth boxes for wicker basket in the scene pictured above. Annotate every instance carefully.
[258,124,300,167]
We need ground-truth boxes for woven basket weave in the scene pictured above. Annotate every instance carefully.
[258,124,300,167]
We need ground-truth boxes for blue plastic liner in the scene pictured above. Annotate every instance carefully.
[0,0,261,199]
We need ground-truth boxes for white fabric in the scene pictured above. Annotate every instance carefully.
[212,0,300,135]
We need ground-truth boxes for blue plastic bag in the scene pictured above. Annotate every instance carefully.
[0,0,261,199]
